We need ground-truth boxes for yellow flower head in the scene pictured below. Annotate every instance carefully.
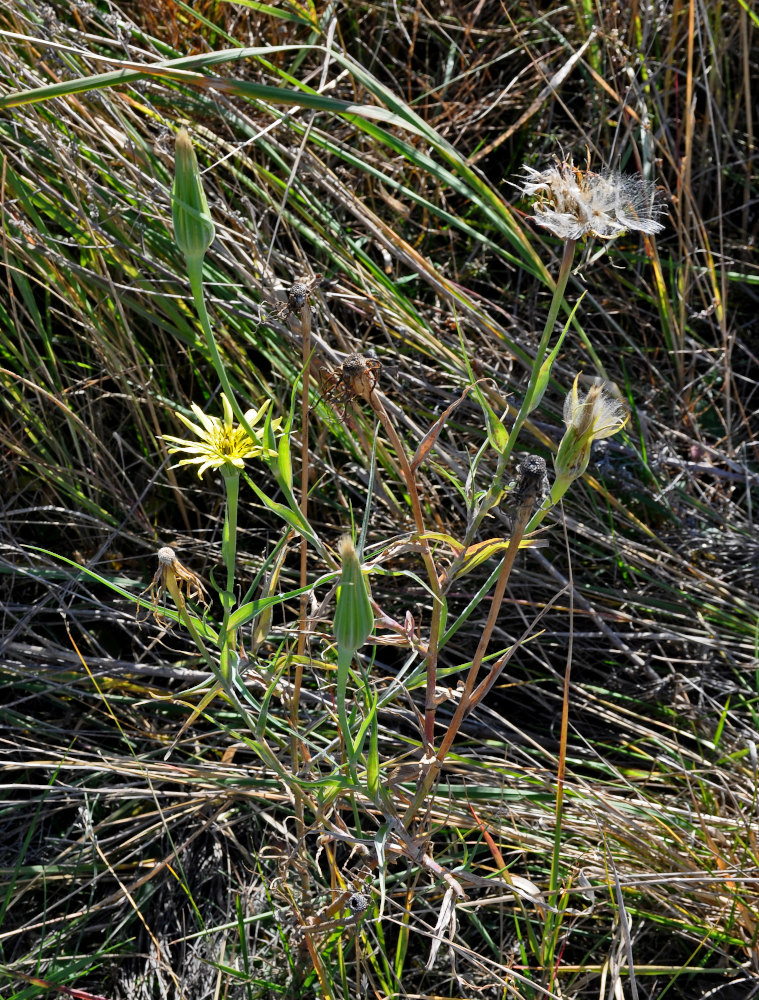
[163,393,280,478]
[520,159,664,240]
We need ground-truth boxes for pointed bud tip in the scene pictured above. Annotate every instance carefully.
[338,534,358,560]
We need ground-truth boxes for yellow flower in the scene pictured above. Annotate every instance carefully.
[520,159,664,240]
[553,376,628,493]
[163,393,280,478]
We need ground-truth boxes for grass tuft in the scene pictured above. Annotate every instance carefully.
[1,2,758,998]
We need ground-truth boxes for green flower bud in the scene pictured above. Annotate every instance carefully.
[333,536,374,655]
[172,128,215,263]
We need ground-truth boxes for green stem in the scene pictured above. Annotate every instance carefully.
[451,238,578,567]
[519,239,577,424]
[164,575,216,674]
[219,468,240,685]
[221,471,240,607]
[337,647,359,784]
[544,519,574,983]
[523,473,572,535]
[186,255,260,443]
[186,255,249,691]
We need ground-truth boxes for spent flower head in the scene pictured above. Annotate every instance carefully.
[520,158,664,240]
[144,545,208,622]
[553,376,628,495]
[509,455,549,515]
[163,393,280,478]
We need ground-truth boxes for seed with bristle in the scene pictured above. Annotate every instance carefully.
[553,376,628,494]
[519,160,664,240]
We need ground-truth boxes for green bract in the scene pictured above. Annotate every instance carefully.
[172,128,216,263]
[333,536,374,655]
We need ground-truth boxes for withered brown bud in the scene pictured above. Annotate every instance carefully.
[342,354,379,400]
[348,892,369,915]
[510,455,548,513]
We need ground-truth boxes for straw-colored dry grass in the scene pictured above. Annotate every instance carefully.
[1,2,758,999]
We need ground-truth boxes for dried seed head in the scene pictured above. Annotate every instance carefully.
[157,545,177,566]
[519,159,664,240]
[348,892,369,915]
[510,455,549,513]
[316,354,381,418]
[277,274,322,321]
[342,354,379,400]
[145,546,208,621]
[288,281,308,311]
[341,354,367,378]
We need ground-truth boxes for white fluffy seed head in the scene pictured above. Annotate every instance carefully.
[520,161,664,240]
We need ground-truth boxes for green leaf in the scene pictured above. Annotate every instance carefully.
[227,582,320,631]
[221,0,316,26]
[277,425,294,493]
[348,683,379,771]
[476,389,509,454]
[244,475,320,547]
[26,547,219,640]
[527,291,584,415]
[367,701,380,800]
[256,659,288,739]
[446,536,534,583]
[374,823,390,920]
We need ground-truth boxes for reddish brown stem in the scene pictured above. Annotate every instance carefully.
[367,386,443,752]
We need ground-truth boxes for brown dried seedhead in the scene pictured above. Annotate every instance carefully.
[273,273,323,322]
[141,546,209,624]
[315,353,381,417]
[506,455,548,515]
